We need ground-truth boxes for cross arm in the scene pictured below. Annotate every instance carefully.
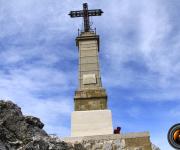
[88,9,103,16]
[69,9,103,18]
[69,10,84,18]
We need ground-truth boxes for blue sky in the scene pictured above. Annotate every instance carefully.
[0,0,180,149]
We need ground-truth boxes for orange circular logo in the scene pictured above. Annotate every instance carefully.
[168,123,180,149]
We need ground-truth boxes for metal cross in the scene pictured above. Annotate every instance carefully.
[69,3,103,32]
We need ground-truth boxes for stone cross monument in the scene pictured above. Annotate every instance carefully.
[69,3,113,137]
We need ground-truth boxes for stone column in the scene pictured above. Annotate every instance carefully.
[74,32,108,111]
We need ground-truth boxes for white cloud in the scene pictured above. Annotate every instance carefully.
[98,0,180,101]
[169,105,180,117]
[126,107,141,118]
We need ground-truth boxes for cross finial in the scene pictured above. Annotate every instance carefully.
[69,3,103,32]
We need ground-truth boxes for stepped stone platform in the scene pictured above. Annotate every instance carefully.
[61,132,152,150]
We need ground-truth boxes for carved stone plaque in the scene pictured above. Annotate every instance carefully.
[83,74,96,84]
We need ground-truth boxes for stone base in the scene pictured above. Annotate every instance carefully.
[71,110,113,137]
[74,89,107,111]
[62,132,152,150]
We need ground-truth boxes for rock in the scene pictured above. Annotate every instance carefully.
[20,136,74,150]
[25,116,44,129]
[0,100,75,150]
[0,100,47,147]
[74,143,86,150]
[151,144,161,150]
[102,142,112,150]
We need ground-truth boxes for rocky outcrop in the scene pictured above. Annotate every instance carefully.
[0,100,74,150]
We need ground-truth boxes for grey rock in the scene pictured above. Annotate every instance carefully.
[0,140,9,150]
[25,116,44,129]
[74,143,86,150]
[151,144,161,150]
[0,100,75,150]
[103,142,112,150]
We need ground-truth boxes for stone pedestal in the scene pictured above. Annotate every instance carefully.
[71,110,113,137]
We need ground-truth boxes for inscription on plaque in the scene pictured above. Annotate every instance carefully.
[83,74,96,84]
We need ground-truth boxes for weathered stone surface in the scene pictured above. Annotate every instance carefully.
[25,116,44,129]
[20,136,74,150]
[76,32,101,90]
[0,100,75,150]
[74,89,107,98]
[74,89,107,111]
[0,100,47,148]
[62,132,156,150]
[63,136,126,150]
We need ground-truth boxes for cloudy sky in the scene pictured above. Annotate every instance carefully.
[1,0,180,149]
